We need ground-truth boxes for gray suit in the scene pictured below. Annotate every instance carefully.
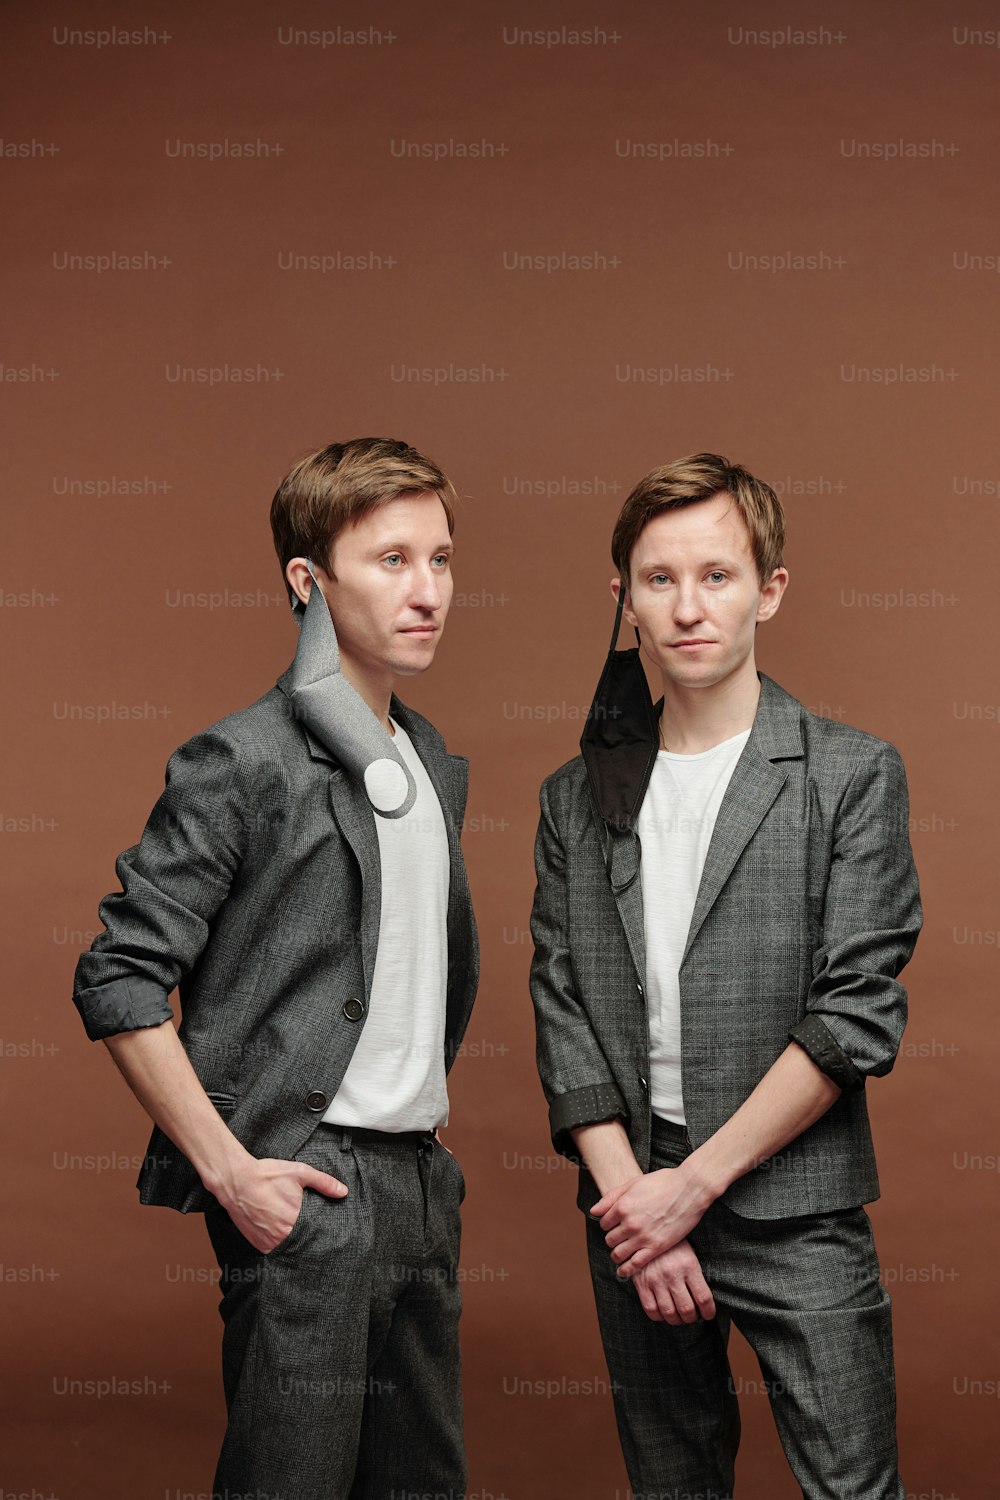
[529,671,922,1498]
[73,665,479,1210]
[73,665,479,1499]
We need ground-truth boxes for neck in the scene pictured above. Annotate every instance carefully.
[338,654,396,736]
[658,658,761,754]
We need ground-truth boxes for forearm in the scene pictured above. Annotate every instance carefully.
[103,1021,254,1203]
[570,1119,643,1195]
[682,1041,842,1205]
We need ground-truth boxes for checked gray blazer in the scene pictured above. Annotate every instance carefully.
[72,668,479,1214]
[529,671,922,1219]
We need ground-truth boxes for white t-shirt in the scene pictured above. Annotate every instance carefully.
[635,728,752,1124]
[323,717,451,1130]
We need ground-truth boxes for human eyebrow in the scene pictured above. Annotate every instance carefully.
[643,557,739,572]
[372,539,455,555]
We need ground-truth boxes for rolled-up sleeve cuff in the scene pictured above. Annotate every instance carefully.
[550,1082,630,1160]
[789,1014,865,1093]
[73,975,175,1042]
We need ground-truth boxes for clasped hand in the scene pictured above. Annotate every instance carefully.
[591,1166,704,1277]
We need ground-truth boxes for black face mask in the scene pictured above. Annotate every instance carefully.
[579,590,660,887]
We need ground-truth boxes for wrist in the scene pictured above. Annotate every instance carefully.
[596,1164,643,1196]
[677,1148,731,1209]
[571,1120,642,1196]
[198,1137,256,1207]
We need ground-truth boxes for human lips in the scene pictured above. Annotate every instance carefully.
[670,638,715,649]
[399,624,438,636]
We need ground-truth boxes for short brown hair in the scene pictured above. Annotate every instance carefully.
[270,437,458,602]
[611,452,785,590]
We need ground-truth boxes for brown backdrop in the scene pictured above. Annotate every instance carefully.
[3,1,996,1496]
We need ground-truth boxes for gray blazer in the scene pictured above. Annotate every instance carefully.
[72,667,479,1213]
[529,671,922,1218]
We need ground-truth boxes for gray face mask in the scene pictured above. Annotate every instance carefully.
[288,560,417,818]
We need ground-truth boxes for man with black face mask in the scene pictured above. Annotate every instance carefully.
[529,453,921,1499]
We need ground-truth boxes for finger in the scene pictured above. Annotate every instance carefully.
[634,1280,661,1322]
[669,1284,698,1325]
[296,1165,348,1198]
[611,1237,662,1270]
[653,1288,678,1324]
[614,1244,656,1278]
[591,1183,627,1218]
[687,1271,717,1321]
[603,1225,628,1249]
[594,1202,625,1227]
[637,1267,674,1324]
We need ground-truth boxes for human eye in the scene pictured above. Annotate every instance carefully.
[706,570,727,584]
[431,552,451,568]
[382,552,403,567]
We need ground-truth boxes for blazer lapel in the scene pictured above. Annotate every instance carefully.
[681,672,804,964]
[610,831,648,991]
[389,699,476,1041]
[325,768,382,1000]
[319,710,471,1013]
[274,669,471,1005]
[597,671,805,980]
[275,665,384,999]
[679,744,787,965]
[388,695,468,839]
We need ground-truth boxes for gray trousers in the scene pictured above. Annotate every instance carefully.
[584,1116,903,1500]
[204,1125,466,1500]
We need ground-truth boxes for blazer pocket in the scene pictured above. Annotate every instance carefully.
[205,1090,238,1112]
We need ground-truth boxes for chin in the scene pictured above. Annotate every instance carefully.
[390,650,437,678]
[662,659,727,688]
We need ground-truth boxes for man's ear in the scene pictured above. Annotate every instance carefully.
[610,575,638,628]
[756,566,789,624]
[285,557,319,609]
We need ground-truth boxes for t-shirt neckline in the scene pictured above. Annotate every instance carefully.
[657,727,751,761]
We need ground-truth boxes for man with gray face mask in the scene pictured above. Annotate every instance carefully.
[72,438,479,1500]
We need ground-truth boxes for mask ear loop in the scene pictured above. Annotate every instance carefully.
[609,585,625,649]
[594,583,646,887]
[291,558,321,625]
[610,582,642,651]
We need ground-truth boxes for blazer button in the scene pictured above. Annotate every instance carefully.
[305,1090,328,1112]
[342,998,365,1022]
[638,1074,649,1092]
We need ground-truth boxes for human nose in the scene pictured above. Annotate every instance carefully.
[673,579,706,625]
[409,563,443,610]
